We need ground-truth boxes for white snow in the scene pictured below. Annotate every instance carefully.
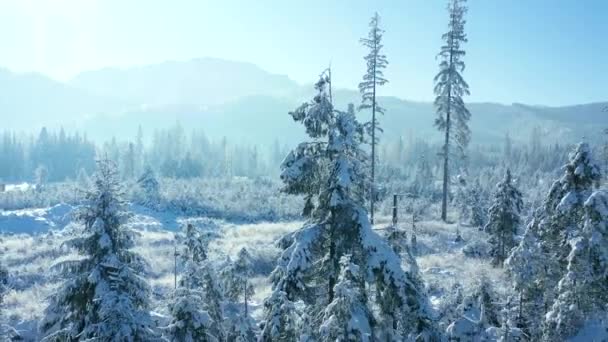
[4,183,33,193]
[0,204,73,234]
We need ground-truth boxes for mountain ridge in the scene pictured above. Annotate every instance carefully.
[0,58,605,146]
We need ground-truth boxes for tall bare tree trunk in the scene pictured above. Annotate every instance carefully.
[441,38,455,222]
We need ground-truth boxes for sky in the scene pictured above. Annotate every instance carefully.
[0,0,605,106]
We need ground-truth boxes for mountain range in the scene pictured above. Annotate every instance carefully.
[1,57,605,146]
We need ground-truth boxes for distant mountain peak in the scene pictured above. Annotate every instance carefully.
[69,57,301,107]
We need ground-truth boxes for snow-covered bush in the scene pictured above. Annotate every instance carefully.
[462,239,492,259]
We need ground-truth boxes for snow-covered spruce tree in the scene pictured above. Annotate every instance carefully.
[220,248,254,311]
[165,263,212,342]
[279,70,333,218]
[537,143,600,309]
[136,165,161,208]
[183,223,208,263]
[260,289,298,341]
[40,158,159,341]
[505,142,600,339]
[201,263,227,341]
[359,12,388,224]
[469,179,486,228]
[165,223,223,342]
[544,190,608,340]
[319,255,373,341]
[484,169,523,266]
[504,223,547,340]
[434,0,471,222]
[221,248,256,342]
[261,73,436,341]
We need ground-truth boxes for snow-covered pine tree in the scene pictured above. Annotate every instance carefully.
[136,165,161,208]
[544,190,608,340]
[505,142,601,339]
[201,262,226,340]
[469,179,486,228]
[484,169,523,266]
[280,70,333,218]
[504,223,546,340]
[359,12,388,225]
[261,73,436,341]
[319,255,373,341]
[165,264,212,342]
[165,223,223,342]
[220,248,254,311]
[183,223,208,263]
[40,158,159,341]
[260,289,298,341]
[434,0,471,222]
[474,276,500,328]
[536,142,600,310]
[221,248,257,341]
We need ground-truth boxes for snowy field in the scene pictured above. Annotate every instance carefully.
[0,203,505,341]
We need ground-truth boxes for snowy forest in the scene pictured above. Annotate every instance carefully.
[1,0,608,341]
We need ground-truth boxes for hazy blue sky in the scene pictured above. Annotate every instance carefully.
[0,0,605,105]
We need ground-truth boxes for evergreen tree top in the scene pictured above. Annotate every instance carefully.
[563,142,601,191]
[545,142,601,214]
[358,12,388,114]
[440,0,468,55]
[434,0,471,152]
[290,71,334,139]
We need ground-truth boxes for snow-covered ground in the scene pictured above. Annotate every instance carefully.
[0,204,72,234]
[3,183,33,193]
[0,204,505,340]
[0,206,301,340]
